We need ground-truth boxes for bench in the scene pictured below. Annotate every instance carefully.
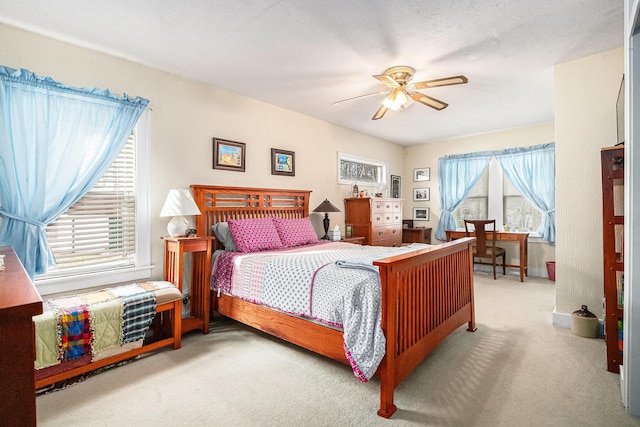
[34,281,182,389]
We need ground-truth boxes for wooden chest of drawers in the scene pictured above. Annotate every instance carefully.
[344,197,403,246]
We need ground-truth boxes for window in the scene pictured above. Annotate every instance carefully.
[453,158,542,234]
[337,152,388,188]
[36,113,151,295]
[503,173,542,231]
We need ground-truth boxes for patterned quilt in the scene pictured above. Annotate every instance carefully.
[33,281,173,370]
[212,241,430,381]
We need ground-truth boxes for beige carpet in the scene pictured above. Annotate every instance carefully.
[37,273,640,426]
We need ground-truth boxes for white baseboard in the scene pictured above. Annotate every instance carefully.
[552,309,572,328]
[621,366,627,408]
[473,265,548,278]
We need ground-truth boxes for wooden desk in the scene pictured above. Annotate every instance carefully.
[0,247,43,426]
[446,230,529,282]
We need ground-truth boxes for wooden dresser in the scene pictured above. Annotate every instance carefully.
[344,197,403,246]
[0,247,43,426]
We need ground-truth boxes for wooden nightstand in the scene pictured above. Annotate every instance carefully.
[163,235,215,335]
[341,236,365,245]
[402,227,432,244]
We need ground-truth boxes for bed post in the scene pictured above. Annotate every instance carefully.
[467,245,477,332]
[377,263,398,418]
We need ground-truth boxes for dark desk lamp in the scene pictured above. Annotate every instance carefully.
[312,199,341,239]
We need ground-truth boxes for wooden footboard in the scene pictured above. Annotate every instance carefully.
[374,237,475,418]
[212,238,475,418]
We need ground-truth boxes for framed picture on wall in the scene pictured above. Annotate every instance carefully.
[413,207,430,221]
[391,175,401,198]
[413,167,430,182]
[413,187,430,201]
[271,148,295,176]
[213,138,246,172]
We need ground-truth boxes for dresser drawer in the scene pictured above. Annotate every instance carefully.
[387,211,401,224]
[372,212,399,226]
[371,225,402,245]
[372,200,392,214]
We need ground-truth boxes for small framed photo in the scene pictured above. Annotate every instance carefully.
[271,148,295,176]
[413,207,430,221]
[413,167,430,182]
[413,187,430,201]
[391,175,401,198]
[213,138,246,172]
[345,224,353,238]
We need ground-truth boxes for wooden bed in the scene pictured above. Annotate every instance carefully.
[191,185,476,418]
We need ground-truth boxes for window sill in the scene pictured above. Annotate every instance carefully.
[35,265,155,297]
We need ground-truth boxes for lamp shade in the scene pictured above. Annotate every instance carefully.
[312,199,341,213]
[160,189,201,236]
[160,189,201,217]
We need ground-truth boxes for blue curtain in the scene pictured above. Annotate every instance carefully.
[494,143,556,243]
[434,151,493,241]
[0,66,149,279]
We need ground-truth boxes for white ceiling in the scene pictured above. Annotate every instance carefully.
[0,1,624,146]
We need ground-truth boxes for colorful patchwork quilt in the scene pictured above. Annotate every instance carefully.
[34,282,162,370]
[212,242,430,382]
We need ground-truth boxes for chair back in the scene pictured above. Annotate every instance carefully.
[464,219,497,256]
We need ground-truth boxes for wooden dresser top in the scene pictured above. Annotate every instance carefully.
[0,247,42,317]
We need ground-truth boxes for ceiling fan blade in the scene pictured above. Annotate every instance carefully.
[373,74,400,88]
[372,104,388,120]
[413,75,468,90]
[332,90,389,105]
[410,92,448,110]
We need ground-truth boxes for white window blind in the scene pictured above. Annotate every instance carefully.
[39,132,137,278]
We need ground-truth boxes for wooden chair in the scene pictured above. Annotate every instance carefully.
[464,219,506,279]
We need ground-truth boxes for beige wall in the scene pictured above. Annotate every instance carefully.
[403,123,556,277]
[555,47,624,319]
[0,23,403,281]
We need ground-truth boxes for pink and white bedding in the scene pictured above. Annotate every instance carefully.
[212,241,430,381]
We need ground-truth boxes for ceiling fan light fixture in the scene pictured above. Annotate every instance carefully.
[333,65,467,120]
[382,88,409,111]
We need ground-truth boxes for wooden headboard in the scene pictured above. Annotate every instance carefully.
[190,185,312,238]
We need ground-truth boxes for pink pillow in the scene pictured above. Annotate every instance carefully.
[274,217,320,247]
[227,217,284,253]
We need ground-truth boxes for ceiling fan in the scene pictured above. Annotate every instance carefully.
[333,66,468,120]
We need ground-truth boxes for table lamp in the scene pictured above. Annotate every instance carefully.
[160,189,201,236]
[312,199,341,239]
